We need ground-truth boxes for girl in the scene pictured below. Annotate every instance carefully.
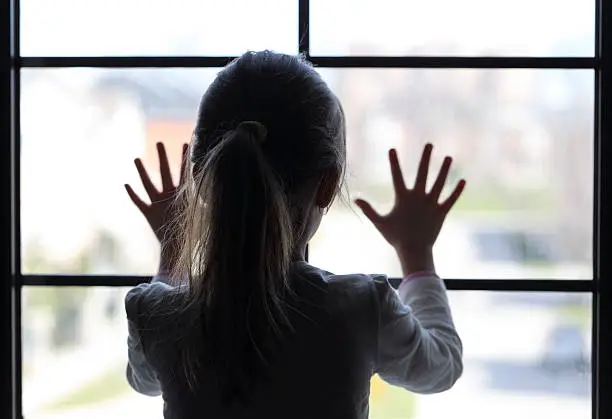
[124,50,465,419]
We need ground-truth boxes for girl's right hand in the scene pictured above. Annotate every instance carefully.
[355,144,466,275]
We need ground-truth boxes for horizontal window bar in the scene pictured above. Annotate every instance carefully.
[311,56,599,69]
[390,278,594,292]
[15,56,598,69]
[22,275,149,287]
[17,56,236,68]
[21,274,594,292]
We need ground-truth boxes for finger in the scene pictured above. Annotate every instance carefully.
[429,156,452,201]
[124,184,149,213]
[440,180,466,213]
[413,143,433,192]
[179,143,189,186]
[354,199,383,226]
[134,158,159,199]
[157,142,174,190]
[388,149,406,194]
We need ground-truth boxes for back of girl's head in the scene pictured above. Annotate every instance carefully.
[171,50,345,401]
[192,50,345,193]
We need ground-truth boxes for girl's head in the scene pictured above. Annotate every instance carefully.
[190,50,346,246]
[172,51,346,398]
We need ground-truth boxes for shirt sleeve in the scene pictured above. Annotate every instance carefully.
[373,274,463,394]
[124,281,169,397]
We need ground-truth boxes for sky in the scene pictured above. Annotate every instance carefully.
[19,0,595,56]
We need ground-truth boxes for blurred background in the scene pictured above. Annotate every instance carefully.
[19,0,594,418]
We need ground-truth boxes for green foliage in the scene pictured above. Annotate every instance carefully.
[352,181,554,214]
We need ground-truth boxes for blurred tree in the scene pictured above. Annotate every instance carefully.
[23,238,93,349]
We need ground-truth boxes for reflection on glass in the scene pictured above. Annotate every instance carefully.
[22,288,591,419]
[312,69,593,279]
[21,69,593,278]
[311,0,594,56]
[20,0,297,56]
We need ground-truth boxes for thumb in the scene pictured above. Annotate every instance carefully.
[354,199,383,226]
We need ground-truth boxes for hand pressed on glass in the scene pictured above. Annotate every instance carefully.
[355,144,466,276]
[124,142,189,272]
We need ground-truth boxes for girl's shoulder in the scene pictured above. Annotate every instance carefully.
[296,261,388,286]
[294,261,391,304]
[125,278,186,322]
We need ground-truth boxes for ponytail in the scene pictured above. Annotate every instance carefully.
[172,121,295,399]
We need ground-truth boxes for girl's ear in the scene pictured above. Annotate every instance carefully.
[315,168,340,209]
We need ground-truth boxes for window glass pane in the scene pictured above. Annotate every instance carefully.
[21,69,593,278]
[22,287,163,419]
[21,69,213,275]
[20,0,297,56]
[311,69,593,279]
[22,288,591,419]
[310,0,594,56]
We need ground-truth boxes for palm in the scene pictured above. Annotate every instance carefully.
[355,144,466,252]
[125,142,189,243]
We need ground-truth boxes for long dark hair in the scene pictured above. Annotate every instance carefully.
[171,51,346,400]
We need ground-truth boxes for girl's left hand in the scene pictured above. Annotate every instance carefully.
[125,142,189,268]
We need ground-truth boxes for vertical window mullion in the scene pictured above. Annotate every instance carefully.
[298,0,310,56]
[11,0,21,417]
[1,0,13,417]
[301,0,309,260]
[596,0,612,417]
[593,1,601,418]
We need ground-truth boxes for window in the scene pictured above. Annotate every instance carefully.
[1,1,611,419]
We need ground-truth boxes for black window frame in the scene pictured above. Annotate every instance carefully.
[1,0,611,418]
